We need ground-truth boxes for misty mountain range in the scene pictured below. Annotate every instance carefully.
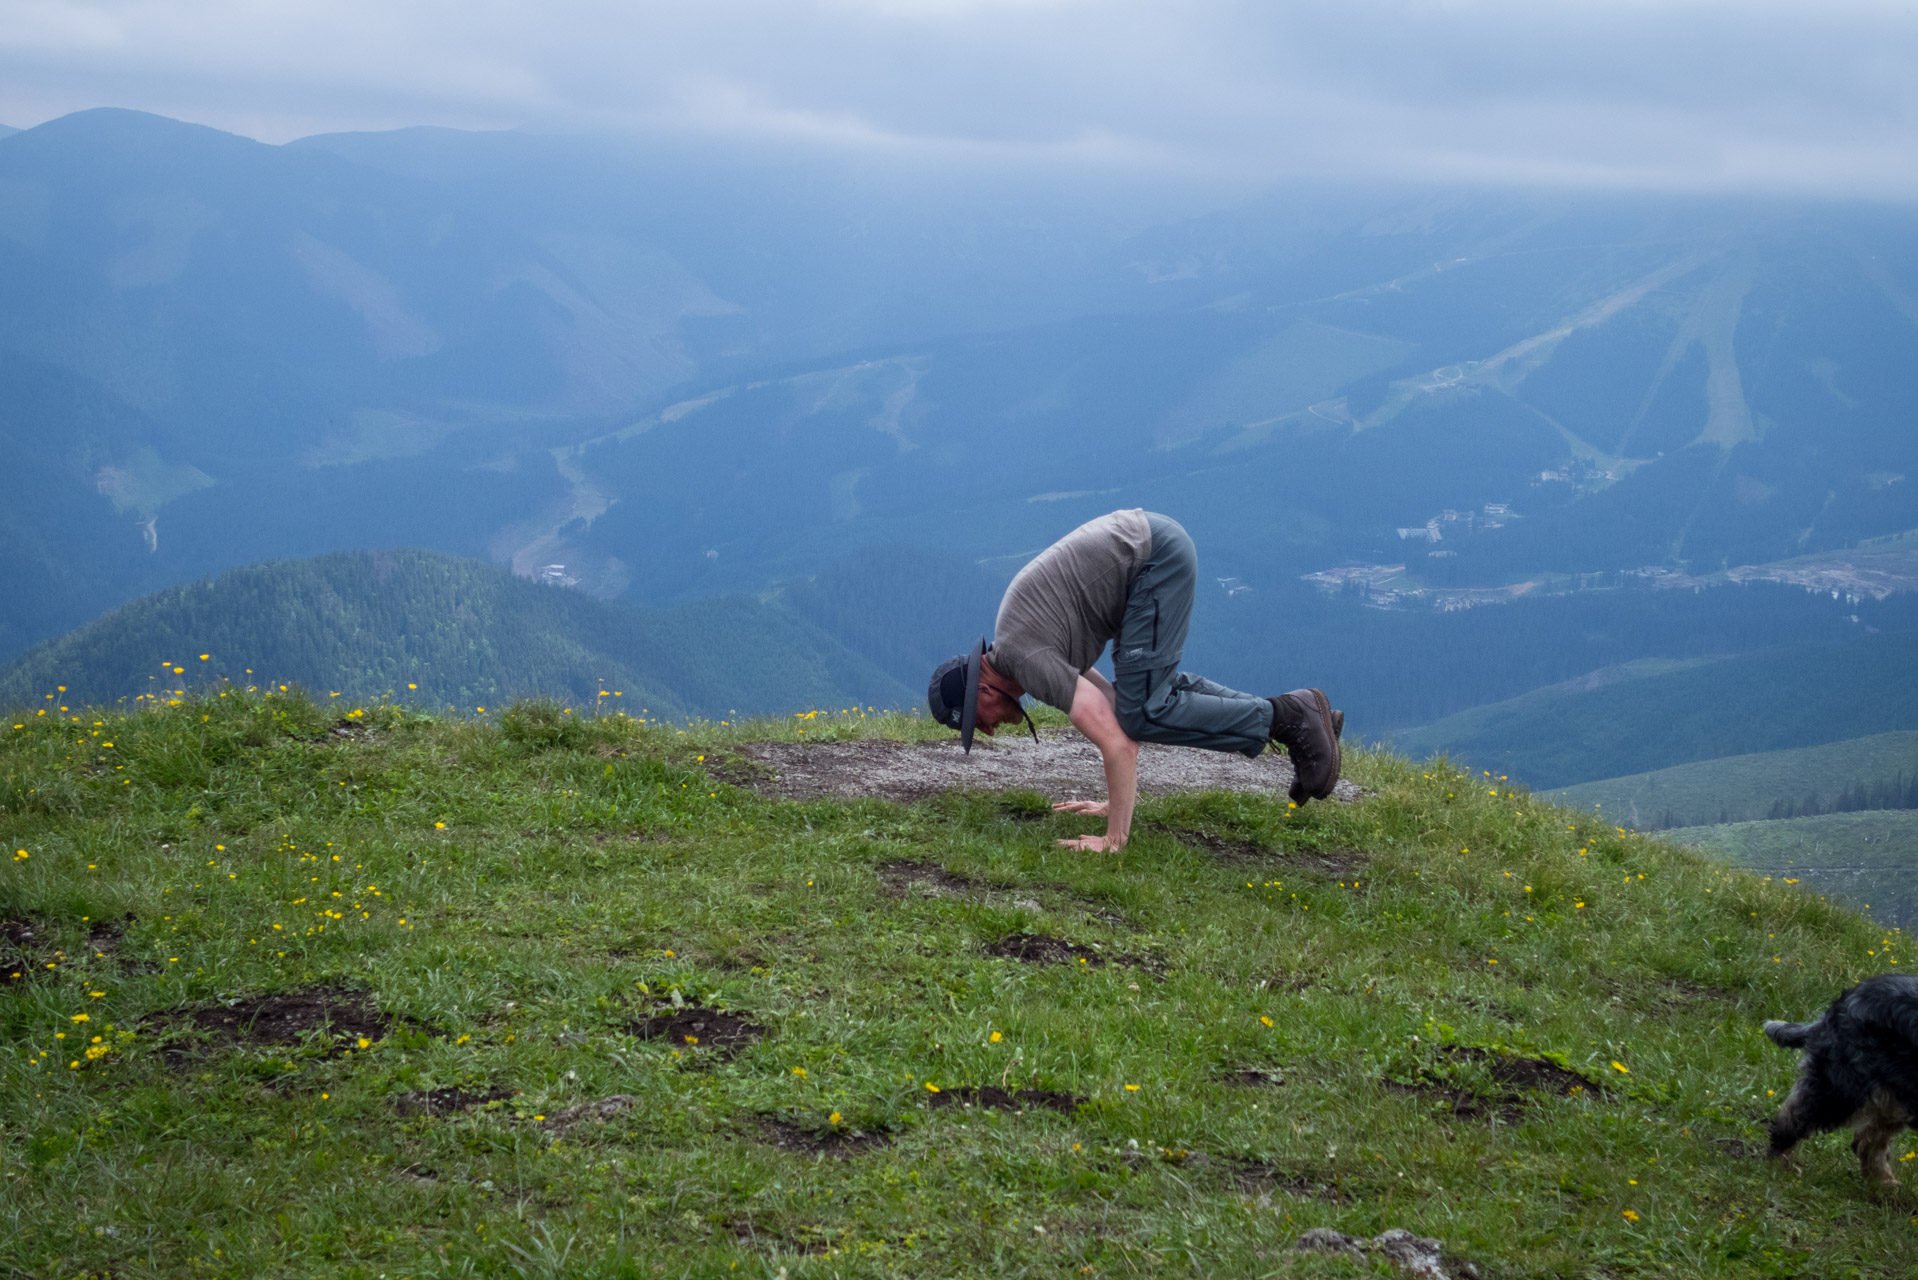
[4,108,1917,786]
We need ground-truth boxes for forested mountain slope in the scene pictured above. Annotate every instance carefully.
[0,549,911,718]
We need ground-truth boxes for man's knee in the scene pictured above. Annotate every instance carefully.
[1116,702,1150,742]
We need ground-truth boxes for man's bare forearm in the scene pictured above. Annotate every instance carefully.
[1064,673,1139,851]
[1100,734,1137,847]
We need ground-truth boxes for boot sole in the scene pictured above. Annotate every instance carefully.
[1309,688,1341,799]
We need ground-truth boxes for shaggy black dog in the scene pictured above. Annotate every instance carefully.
[1764,973,1918,1186]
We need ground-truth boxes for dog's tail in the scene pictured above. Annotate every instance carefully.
[1763,1018,1816,1048]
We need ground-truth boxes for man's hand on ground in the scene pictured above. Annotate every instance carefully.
[1055,833,1126,852]
[1050,799,1107,816]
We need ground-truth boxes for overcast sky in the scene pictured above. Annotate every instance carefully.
[4,0,1917,199]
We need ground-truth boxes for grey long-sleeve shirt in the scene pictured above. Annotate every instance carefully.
[990,509,1151,713]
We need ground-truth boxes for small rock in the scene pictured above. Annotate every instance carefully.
[1373,1229,1447,1278]
[1296,1227,1365,1261]
[1296,1226,1477,1280]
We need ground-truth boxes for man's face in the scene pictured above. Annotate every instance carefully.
[974,680,1021,735]
[974,657,1027,735]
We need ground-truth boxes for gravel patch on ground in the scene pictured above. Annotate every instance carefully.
[732,732,1364,805]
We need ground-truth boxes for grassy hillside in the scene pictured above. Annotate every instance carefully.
[2,690,1913,1277]
[1387,632,1918,788]
[0,549,914,720]
[1554,732,1918,829]
[1667,811,1918,928]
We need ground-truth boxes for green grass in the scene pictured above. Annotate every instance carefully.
[1553,732,1918,830]
[1667,811,1918,930]
[3,689,1916,1278]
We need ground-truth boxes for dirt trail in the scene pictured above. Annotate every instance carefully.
[732,731,1363,805]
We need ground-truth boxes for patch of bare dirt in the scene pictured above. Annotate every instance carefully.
[87,913,134,957]
[1451,1046,1591,1094]
[1386,1046,1596,1122]
[758,1118,890,1156]
[877,860,978,898]
[162,986,395,1052]
[732,732,1365,805]
[630,1007,762,1052]
[984,932,1157,971]
[926,1086,1084,1114]
[1385,1076,1506,1120]
[394,1086,515,1117]
[1223,1067,1288,1087]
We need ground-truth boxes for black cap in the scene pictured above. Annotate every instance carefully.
[927,637,986,753]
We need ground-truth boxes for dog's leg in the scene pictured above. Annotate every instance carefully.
[1852,1091,1910,1189]
[1853,1123,1900,1188]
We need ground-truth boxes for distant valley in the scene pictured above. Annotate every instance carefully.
[5,111,1917,673]
[5,109,1918,922]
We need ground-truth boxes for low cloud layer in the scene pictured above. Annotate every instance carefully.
[4,0,1916,198]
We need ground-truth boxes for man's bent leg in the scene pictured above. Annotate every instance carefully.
[1113,513,1197,671]
[1115,666,1271,757]
[1111,514,1267,756]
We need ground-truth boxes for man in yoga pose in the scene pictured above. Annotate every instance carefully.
[927,509,1342,851]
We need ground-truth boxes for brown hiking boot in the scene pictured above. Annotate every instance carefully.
[1269,689,1342,804]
